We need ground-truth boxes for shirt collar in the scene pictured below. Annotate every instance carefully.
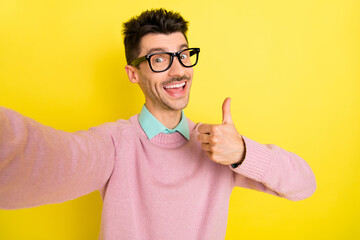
[138,105,189,140]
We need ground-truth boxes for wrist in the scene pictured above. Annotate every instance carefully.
[231,135,246,168]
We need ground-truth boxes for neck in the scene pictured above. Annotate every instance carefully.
[145,103,182,129]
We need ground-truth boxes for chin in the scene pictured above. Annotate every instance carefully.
[165,97,189,111]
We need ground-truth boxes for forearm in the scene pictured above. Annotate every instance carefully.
[231,136,316,201]
[0,107,116,209]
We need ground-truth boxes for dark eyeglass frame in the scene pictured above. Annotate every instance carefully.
[130,48,200,73]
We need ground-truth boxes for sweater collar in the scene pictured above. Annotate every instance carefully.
[138,105,189,140]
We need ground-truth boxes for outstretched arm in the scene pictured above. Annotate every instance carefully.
[196,98,316,201]
[0,107,116,209]
[230,136,316,201]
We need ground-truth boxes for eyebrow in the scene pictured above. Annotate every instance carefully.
[146,43,189,55]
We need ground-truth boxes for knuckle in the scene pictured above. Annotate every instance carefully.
[212,154,221,163]
[210,136,218,144]
[210,145,218,152]
[198,125,205,133]
[212,125,222,134]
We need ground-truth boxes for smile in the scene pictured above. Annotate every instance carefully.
[163,81,186,89]
[162,81,188,97]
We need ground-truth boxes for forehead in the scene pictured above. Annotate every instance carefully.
[139,32,188,55]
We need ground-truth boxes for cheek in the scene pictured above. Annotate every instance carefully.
[187,68,194,78]
[152,74,168,89]
[144,76,165,95]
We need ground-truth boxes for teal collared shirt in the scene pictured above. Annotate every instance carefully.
[138,105,190,140]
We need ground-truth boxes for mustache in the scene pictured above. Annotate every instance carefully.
[162,75,191,86]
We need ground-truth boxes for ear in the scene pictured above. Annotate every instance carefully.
[125,65,140,84]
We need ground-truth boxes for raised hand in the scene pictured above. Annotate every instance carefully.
[197,97,245,166]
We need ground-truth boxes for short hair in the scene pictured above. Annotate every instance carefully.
[122,8,189,65]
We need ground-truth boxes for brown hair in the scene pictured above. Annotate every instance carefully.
[123,8,189,65]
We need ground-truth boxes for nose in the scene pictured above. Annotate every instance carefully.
[168,56,186,77]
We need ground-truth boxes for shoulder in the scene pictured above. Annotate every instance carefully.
[88,117,134,137]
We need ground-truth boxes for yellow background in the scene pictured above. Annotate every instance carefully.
[0,0,359,239]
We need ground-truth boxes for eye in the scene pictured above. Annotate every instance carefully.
[153,57,164,63]
[180,54,188,60]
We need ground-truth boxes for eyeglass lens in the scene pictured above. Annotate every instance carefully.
[150,49,198,72]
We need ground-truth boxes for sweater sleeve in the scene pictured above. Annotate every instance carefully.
[230,135,316,201]
[0,107,116,209]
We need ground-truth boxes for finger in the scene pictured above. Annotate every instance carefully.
[198,123,214,134]
[197,133,211,143]
[204,151,224,164]
[194,122,202,131]
[205,151,214,161]
[201,143,212,152]
[222,97,233,125]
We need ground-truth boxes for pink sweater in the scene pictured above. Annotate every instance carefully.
[0,107,316,240]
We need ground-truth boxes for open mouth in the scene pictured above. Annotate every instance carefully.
[162,81,187,97]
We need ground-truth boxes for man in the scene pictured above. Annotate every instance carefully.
[0,8,316,240]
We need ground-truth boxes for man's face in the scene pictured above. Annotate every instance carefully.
[135,32,193,112]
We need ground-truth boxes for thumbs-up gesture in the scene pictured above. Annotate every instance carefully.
[197,97,246,166]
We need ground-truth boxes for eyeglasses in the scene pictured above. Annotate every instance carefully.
[130,48,200,73]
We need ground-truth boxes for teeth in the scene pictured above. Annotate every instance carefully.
[164,82,186,89]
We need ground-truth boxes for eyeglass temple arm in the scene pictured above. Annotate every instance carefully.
[130,56,147,67]
[190,48,200,57]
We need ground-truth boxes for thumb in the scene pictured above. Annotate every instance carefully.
[222,97,233,124]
